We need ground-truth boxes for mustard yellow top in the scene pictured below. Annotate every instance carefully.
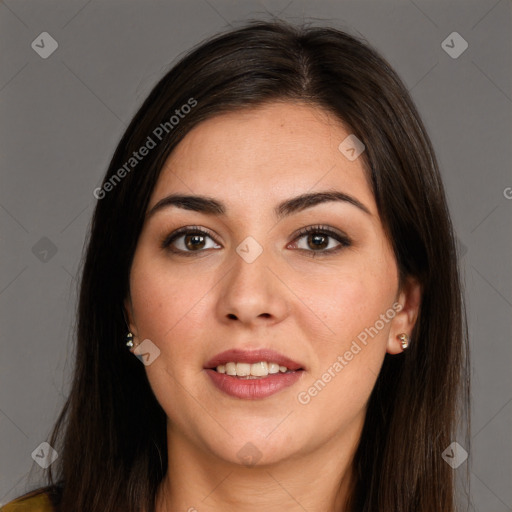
[0,493,54,512]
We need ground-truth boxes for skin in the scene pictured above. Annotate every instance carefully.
[124,101,421,512]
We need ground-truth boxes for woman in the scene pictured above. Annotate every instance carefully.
[2,18,470,512]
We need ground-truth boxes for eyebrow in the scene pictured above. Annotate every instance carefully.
[146,190,372,220]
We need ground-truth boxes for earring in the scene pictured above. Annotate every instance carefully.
[126,332,134,348]
[397,333,409,350]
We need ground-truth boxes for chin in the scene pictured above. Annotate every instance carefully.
[219,432,304,468]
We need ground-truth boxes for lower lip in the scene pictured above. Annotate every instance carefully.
[205,369,304,399]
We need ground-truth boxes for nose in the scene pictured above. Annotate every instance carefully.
[216,242,290,327]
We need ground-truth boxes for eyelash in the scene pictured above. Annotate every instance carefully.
[161,224,351,258]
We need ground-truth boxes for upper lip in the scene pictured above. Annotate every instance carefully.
[204,348,304,371]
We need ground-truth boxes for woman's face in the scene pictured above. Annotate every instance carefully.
[125,101,419,467]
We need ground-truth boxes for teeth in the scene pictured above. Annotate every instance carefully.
[250,362,268,376]
[268,363,280,374]
[215,361,294,377]
[236,362,251,376]
[225,362,237,376]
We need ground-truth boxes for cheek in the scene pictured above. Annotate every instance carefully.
[293,249,397,345]
[128,253,210,411]
[128,249,217,362]
[295,249,398,397]
[297,276,390,380]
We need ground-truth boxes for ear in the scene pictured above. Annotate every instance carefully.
[123,296,139,352]
[386,276,422,355]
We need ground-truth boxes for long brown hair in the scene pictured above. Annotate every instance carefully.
[12,19,470,512]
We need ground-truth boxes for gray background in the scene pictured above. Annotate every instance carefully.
[0,0,511,510]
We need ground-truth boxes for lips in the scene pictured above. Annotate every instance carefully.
[203,348,304,371]
[205,369,304,399]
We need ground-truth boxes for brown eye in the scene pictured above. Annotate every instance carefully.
[162,226,221,255]
[290,225,351,256]
[183,233,207,251]
[305,233,329,250]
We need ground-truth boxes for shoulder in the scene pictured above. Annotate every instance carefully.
[1,492,55,512]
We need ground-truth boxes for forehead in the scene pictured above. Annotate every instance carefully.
[149,101,376,217]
